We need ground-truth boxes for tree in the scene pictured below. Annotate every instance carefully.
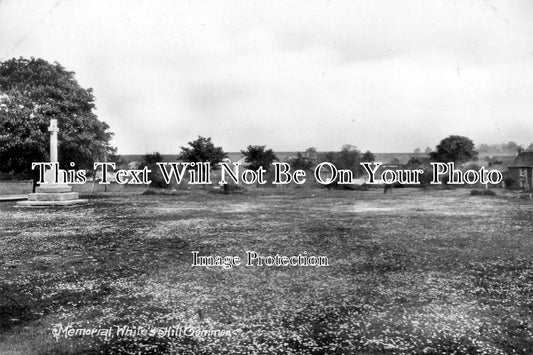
[406,157,432,185]
[141,152,166,188]
[477,143,491,153]
[390,157,401,165]
[361,150,375,162]
[424,147,432,154]
[504,141,522,153]
[430,135,478,163]
[319,145,366,172]
[323,151,337,164]
[177,136,226,166]
[336,144,360,171]
[414,147,421,154]
[406,156,423,168]
[305,147,318,163]
[476,141,523,153]
[288,152,313,171]
[305,147,317,154]
[241,145,277,171]
[0,57,115,178]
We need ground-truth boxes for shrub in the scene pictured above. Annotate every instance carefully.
[503,177,515,189]
[219,184,247,194]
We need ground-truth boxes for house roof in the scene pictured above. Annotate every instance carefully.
[508,151,533,168]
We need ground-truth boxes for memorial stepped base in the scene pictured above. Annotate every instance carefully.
[17,184,88,207]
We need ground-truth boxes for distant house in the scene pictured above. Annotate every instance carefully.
[507,150,533,189]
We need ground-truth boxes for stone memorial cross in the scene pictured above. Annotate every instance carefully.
[17,118,87,205]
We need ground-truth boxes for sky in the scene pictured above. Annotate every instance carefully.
[1,0,532,154]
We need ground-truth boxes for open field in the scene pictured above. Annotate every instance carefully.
[0,188,532,354]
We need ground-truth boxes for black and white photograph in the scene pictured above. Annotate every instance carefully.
[1,1,533,354]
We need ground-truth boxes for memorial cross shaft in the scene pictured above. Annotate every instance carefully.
[48,119,59,163]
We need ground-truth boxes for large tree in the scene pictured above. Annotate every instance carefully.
[430,135,478,163]
[241,145,277,171]
[141,152,166,188]
[177,136,226,166]
[0,57,114,178]
[335,144,361,171]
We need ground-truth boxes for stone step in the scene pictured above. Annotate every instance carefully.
[28,192,79,201]
[17,199,89,207]
[36,185,73,193]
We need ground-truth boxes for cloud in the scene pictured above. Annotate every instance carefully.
[1,0,533,153]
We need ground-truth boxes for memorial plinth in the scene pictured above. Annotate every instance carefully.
[18,184,88,206]
[17,119,88,207]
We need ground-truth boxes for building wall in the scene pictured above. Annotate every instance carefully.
[508,168,533,189]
